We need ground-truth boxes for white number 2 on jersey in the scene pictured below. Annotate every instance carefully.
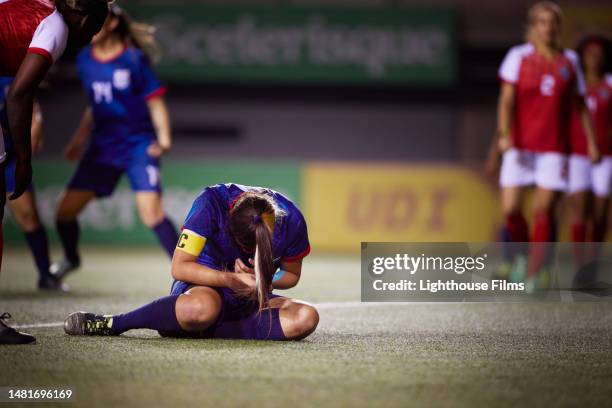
[540,74,556,96]
[92,81,113,104]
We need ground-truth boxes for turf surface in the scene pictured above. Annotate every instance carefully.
[1,247,611,407]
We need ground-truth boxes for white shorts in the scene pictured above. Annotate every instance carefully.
[0,125,5,164]
[499,148,568,191]
[568,154,612,197]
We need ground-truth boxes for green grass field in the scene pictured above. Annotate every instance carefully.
[1,247,612,408]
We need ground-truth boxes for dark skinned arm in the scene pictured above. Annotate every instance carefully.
[6,53,51,200]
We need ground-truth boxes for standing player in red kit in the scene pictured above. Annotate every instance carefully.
[567,36,612,285]
[0,0,110,344]
[494,2,599,292]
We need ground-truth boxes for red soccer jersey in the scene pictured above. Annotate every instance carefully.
[499,43,585,153]
[570,76,612,156]
[0,0,68,76]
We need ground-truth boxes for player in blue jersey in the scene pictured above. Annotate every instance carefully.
[0,77,64,290]
[64,184,319,341]
[50,5,179,279]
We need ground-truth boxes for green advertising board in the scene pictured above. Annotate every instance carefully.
[128,5,457,86]
[4,160,301,246]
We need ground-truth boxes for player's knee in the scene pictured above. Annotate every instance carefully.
[12,207,40,231]
[285,304,319,340]
[176,294,220,331]
[56,203,78,223]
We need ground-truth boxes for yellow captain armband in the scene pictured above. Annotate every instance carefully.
[176,229,207,256]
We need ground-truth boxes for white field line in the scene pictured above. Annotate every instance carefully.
[12,302,397,330]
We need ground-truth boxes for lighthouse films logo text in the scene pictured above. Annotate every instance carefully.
[361,243,612,302]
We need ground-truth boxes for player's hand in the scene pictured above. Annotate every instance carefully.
[497,134,512,153]
[234,258,254,274]
[228,272,257,297]
[9,158,32,200]
[147,142,169,158]
[588,143,601,164]
[64,142,82,161]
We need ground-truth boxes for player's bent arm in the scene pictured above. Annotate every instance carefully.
[576,96,601,163]
[147,97,172,152]
[272,259,303,290]
[7,54,51,162]
[496,82,515,151]
[171,250,231,287]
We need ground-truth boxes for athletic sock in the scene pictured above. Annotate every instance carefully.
[24,227,52,279]
[110,294,182,335]
[152,217,179,259]
[505,212,529,242]
[570,222,590,271]
[571,222,586,242]
[502,213,529,262]
[527,212,554,278]
[211,308,286,341]
[56,220,80,264]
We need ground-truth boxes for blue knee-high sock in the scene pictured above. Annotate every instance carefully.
[110,295,182,335]
[24,227,51,279]
[56,220,80,263]
[211,308,286,341]
[152,217,179,258]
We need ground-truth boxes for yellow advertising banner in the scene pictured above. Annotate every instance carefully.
[303,163,501,251]
[561,5,612,47]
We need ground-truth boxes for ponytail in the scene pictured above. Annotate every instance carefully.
[109,4,161,63]
[253,219,275,311]
[229,191,282,312]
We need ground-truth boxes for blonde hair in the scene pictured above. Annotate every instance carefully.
[110,5,161,64]
[525,1,563,47]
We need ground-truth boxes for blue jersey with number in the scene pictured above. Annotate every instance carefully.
[77,44,165,165]
[182,183,311,271]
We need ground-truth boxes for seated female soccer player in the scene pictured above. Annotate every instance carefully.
[64,183,319,341]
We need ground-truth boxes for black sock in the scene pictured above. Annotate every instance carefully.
[152,217,179,259]
[56,220,80,264]
[24,227,51,279]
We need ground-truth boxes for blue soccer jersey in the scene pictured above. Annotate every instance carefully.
[180,183,311,271]
[76,44,165,165]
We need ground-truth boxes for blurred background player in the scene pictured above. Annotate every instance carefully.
[1,77,64,291]
[50,4,179,280]
[568,35,612,285]
[64,183,318,341]
[494,2,599,291]
[0,0,110,344]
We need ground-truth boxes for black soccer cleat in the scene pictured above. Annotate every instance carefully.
[38,275,69,292]
[49,258,80,281]
[64,312,114,336]
[0,313,36,345]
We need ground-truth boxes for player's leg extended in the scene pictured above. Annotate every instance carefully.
[6,190,62,290]
[64,286,221,336]
[51,189,95,277]
[0,161,36,344]
[526,187,561,289]
[134,191,178,258]
[498,186,529,282]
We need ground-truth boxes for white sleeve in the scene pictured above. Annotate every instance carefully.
[28,10,68,64]
[498,46,524,84]
[565,49,586,96]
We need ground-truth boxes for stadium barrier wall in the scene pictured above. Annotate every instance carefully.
[5,160,505,251]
